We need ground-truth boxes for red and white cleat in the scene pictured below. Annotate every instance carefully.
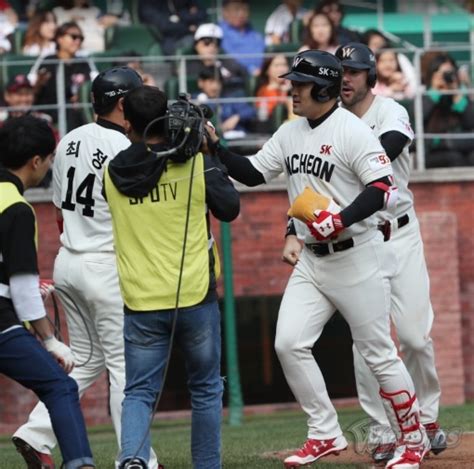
[12,436,55,469]
[385,431,430,469]
[283,435,348,468]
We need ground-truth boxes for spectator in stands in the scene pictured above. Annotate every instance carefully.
[30,21,96,129]
[264,0,307,47]
[187,23,248,97]
[138,0,207,56]
[255,54,292,122]
[299,12,339,54]
[219,0,265,76]
[0,0,17,54]
[362,28,417,94]
[22,10,57,57]
[373,48,414,100]
[195,66,256,137]
[1,74,53,123]
[423,52,474,168]
[114,51,157,86]
[53,0,119,53]
[312,0,359,45]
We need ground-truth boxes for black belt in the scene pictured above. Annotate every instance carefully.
[378,214,410,241]
[306,238,354,257]
[397,214,409,229]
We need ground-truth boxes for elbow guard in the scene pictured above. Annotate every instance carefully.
[370,177,398,211]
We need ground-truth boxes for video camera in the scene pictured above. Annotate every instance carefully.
[144,93,212,162]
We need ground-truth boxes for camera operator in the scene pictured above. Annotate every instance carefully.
[103,86,240,469]
[423,52,474,168]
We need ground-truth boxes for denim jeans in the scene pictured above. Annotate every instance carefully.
[120,300,223,469]
[0,328,94,469]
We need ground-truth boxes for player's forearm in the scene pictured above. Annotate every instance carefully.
[214,144,266,186]
[339,180,388,227]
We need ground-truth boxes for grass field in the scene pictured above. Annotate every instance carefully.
[1,403,473,468]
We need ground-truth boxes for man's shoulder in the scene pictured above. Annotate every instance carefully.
[372,95,408,117]
[58,123,129,147]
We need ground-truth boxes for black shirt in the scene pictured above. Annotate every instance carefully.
[0,169,38,331]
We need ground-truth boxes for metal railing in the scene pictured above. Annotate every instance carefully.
[1,42,473,170]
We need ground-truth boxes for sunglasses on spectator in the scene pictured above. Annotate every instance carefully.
[66,33,84,42]
[201,38,220,46]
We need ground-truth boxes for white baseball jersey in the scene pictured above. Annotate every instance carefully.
[249,107,393,242]
[360,95,415,220]
[52,122,130,252]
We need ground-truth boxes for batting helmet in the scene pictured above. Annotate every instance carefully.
[279,50,343,103]
[335,42,377,88]
[91,66,144,115]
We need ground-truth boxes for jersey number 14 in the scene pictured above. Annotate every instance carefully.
[61,166,95,217]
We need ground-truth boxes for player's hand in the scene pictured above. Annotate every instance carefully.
[307,210,344,241]
[282,235,302,266]
[39,279,55,301]
[43,337,75,373]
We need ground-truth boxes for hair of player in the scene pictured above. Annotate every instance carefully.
[0,115,56,169]
[123,85,168,137]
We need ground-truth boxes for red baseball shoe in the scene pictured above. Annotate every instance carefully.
[12,437,55,469]
[283,435,348,468]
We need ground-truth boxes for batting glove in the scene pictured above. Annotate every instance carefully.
[307,210,344,241]
[44,336,75,373]
[39,279,55,301]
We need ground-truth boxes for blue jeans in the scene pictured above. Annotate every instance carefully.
[0,328,94,469]
[120,301,223,469]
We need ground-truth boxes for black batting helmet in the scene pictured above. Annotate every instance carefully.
[91,66,144,116]
[279,50,342,103]
[335,42,377,88]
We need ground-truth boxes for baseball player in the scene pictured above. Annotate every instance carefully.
[206,49,430,469]
[334,42,446,461]
[13,67,161,469]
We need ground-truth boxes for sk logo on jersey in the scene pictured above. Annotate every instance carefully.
[320,145,332,156]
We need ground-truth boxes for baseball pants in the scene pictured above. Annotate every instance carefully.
[353,212,441,427]
[275,231,418,439]
[14,248,159,468]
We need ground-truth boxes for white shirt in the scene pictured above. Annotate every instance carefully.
[361,95,415,220]
[53,121,130,252]
[249,107,393,242]
[264,4,307,46]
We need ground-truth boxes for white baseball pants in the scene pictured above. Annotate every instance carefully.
[14,248,159,468]
[275,232,418,439]
[353,213,441,426]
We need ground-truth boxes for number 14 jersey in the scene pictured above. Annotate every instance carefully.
[52,121,130,252]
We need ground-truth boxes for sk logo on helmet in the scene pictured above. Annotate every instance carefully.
[342,47,355,58]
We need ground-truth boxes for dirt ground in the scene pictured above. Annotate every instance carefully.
[265,433,474,468]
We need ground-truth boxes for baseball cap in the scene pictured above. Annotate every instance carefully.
[194,23,223,42]
[6,74,33,93]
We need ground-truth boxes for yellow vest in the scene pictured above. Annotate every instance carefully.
[0,182,38,247]
[104,153,212,311]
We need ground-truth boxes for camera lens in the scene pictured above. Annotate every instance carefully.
[442,70,456,84]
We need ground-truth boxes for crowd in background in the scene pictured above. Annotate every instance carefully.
[0,0,473,168]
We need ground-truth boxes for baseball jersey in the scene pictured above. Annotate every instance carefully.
[52,121,130,252]
[360,95,415,220]
[249,107,393,242]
